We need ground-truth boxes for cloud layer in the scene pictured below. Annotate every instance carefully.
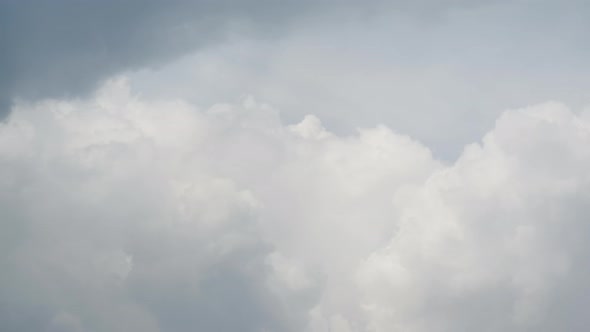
[0,0,349,117]
[0,0,530,123]
[2,79,590,331]
[359,103,590,331]
[128,0,590,159]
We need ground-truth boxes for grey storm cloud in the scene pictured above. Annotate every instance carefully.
[3,79,590,331]
[0,0,333,118]
[0,0,506,119]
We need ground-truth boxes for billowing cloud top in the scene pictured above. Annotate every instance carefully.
[2,79,590,331]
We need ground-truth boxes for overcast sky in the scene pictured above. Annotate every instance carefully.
[2,1,590,332]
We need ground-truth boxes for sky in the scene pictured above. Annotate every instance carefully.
[2,1,590,331]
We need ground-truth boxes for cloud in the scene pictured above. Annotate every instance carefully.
[0,79,291,331]
[0,78,439,331]
[358,102,590,331]
[127,0,590,159]
[0,0,518,121]
[0,0,351,118]
[2,79,590,331]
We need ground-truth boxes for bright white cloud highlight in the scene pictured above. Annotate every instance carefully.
[1,79,590,331]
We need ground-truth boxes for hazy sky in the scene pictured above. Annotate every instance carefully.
[2,1,590,332]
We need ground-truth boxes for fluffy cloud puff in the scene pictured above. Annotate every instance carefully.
[0,78,437,332]
[359,103,590,331]
[0,81,292,332]
[2,79,590,331]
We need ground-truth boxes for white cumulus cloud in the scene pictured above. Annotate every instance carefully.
[2,79,590,331]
